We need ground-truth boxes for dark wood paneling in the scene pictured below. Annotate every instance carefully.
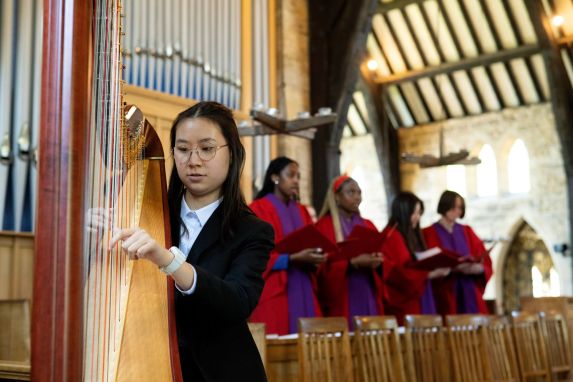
[308,0,379,209]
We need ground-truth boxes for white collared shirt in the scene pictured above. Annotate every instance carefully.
[176,196,222,295]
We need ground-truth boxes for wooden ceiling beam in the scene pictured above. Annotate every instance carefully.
[558,35,573,46]
[377,0,423,13]
[374,44,541,85]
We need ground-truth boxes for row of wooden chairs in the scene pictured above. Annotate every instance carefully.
[295,312,573,382]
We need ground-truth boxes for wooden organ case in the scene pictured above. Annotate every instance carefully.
[32,1,182,381]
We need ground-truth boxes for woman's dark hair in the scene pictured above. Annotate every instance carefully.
[254,156,297,199]
[437,190,465,218]
[167,101,250,243]
[388,191,426,256]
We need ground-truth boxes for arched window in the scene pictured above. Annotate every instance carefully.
[508,139,531,193]
[476,144,498,197]
[446,165,467,197]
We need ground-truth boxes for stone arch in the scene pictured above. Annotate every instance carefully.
[495,218,558,313]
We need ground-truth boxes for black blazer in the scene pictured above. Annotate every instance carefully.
[173,204,274,382]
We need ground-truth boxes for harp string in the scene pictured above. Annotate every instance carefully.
[83,0,135,380]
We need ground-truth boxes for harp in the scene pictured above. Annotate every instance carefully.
[32,1,182,381]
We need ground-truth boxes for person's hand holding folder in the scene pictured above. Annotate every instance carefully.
[274,225,337,269]
[453,261,484,275]
[290,248,326,269]
[329,224,390,263]
[349,252,383,270]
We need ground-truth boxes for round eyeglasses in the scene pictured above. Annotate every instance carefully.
[173,144,229,163]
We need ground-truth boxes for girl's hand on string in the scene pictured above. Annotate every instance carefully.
[85,207,114,233]
[109,228,173,267]
[350,252,383,270]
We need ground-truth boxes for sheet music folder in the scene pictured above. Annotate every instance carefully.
[274,224,338,254]
[329,225,388,262]
[408,247,474,270]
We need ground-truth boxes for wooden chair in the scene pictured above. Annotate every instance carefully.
[298,317,354,382]
[0,299,30,362]
[248,322,267,370]
[483,316,520,382]
[539,311,572,381]
[404,314,450,382]
[353,315,409,382]
[445,314,493,382]
[511,311,551,382]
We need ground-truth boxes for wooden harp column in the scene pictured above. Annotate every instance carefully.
[32,1,182,381]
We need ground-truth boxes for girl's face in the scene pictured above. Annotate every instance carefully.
[410,202,422,228]
[335,180,362,215]
[445,196,463,222]
[273,162,300,199]
[173,117,230,207]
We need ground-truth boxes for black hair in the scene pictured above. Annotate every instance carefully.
[167,101,250,243]
[388,191,426,256]
[437,190,465,218]
[254,156,297,199]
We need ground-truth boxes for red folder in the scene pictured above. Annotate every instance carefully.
[407,247,470,270]
[330,239,380,261]
[274,224,338,254]
[328,225,389,262]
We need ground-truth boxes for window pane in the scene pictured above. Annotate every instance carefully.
[446,165,467,197]
[508,139,530,193]
[477,144,498,197]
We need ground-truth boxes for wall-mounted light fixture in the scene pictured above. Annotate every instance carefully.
[551,15,564,27]
[553,243,569,256]
[366,59,378,72]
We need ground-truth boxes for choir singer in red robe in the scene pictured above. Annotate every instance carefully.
[422,190,493,314]
[249,157,324,335]
[315,175,384,329]
[381,192,447,325]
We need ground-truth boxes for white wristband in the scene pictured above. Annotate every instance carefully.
[160,246,186,275]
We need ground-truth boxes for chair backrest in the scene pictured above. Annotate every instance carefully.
[446,314,493,382]
[248,322,267,369]
[511,311,551,382]
[298,317,354,382]
[353,316,408,382]
[539,311,572,380]
[405,314,443,329]
[404,315,450,382]
[445,314,492,327]
[482,317,520,382]
[0,299,30,361]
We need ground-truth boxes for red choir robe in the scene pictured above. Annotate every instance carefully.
[249,197,322,335]
[380,225,430,325]
[422,224,493,315]
[315,215,384,322]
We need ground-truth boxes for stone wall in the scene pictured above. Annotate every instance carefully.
[398,103,572,299]
[340,134,388,229]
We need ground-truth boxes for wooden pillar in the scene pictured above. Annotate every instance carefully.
[308,0,379,209]
[356,68,400,207]
[526,1,573,258]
